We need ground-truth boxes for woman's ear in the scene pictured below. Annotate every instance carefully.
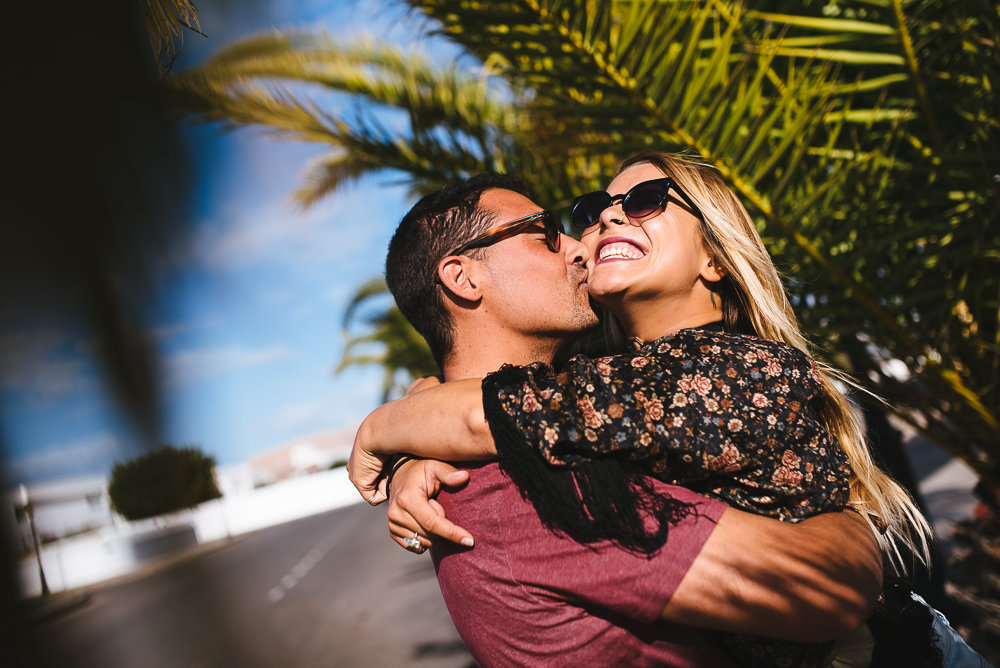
[700,256,726,284]
[438,255,482,303]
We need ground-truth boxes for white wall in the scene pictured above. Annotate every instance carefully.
[19,467,363,596]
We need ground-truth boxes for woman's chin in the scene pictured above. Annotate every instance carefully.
[587,280,627,308]
[589,261,640,292]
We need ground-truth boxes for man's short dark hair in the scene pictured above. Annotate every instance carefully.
[386,174,529,369]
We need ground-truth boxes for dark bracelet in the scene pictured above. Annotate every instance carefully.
[384,454,418,501]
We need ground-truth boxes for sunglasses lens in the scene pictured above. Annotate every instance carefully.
[572,193,611,230]
[544,213,561,251]
[623,182,668,219]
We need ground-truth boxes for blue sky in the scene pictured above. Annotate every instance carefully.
[1,0,447,484]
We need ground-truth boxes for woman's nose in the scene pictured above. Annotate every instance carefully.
[598,202,628,228]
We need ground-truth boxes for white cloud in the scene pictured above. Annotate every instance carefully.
[6,432,122,482]
[270,399,336,433]
[0,329,97,403]
[167,162,404,281]
[164,344,294,386]
[152,316,221,344]
[173,197,328,273]
[262,373,385,440]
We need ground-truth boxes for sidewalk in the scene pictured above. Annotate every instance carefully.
[18,590,91,627]
[17,533,243,628]
[904,429,980,542]
[17,467,360,597]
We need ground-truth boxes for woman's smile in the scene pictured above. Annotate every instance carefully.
[594,236,648,264]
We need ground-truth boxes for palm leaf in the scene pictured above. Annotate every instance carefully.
[338,278,437,401]
[141,0,204,74]
[403,0,999,469]
[169,0,1000,474]
[172,35,523,203]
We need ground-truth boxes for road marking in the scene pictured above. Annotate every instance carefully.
[267,530,338,604]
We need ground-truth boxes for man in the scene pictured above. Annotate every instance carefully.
[352,174,881,666]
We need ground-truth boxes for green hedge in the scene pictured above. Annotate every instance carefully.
[109,446,222,521]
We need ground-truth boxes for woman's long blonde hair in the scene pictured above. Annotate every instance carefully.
[619,152,932,569]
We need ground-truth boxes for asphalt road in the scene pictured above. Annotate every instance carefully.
[24,503,473,668]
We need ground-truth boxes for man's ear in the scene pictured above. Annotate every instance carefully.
[700,256,726,284]
[438,255,482,303]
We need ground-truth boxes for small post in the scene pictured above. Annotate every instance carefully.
[18,484,50,597]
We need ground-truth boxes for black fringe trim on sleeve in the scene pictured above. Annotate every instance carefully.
[482,366,695,555]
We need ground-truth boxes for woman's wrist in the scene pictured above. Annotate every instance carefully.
[384,454,419,500]
[359,399,413,456]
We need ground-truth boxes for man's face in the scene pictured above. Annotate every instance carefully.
[474,189,599,344]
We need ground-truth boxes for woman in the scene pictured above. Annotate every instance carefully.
[350,153,937,666]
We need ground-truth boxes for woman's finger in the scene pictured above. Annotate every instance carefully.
[347,445,388,501]
[389,516,429,553]
[391,487,474,548]
[364,478,388,506]
[405,375,442,395]
[407,498,474,547]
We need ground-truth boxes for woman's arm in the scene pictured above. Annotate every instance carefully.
[484,331,851,519]
[347,378,496,502]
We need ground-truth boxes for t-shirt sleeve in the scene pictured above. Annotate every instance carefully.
[506,482,727,624]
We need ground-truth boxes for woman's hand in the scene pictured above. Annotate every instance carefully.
[388,459,474,553]
[406,375,442,394]
[347,376,494,504]
[347,416,390,504]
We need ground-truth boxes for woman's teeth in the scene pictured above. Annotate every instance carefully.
[599,242,644,261]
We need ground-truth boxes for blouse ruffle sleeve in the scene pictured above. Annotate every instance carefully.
[481,329,852,520]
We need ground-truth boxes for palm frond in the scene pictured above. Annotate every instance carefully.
[171,35,522,200]
[342,277,392,330]
[337,279,436,400]
[141,0,204,74]
[170,0,1000,471]
[407,0,1000,468]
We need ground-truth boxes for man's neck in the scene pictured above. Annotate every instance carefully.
[441,337,563,381]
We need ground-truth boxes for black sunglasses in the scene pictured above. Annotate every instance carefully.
[571,178,703,231]
[449,211,562,256]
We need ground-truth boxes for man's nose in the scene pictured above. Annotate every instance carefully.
[563,234,590,265]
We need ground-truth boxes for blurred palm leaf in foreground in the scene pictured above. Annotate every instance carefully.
[172,0,999,480]
[337,277,438,402]
[141,0,203,74]
[1,0,207,662]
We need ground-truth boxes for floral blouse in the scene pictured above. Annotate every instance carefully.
[483,327,852,521]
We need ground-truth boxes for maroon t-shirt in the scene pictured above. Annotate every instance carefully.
[431,462,735,667]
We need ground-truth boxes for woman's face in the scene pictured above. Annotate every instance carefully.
[581,163,718,321]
